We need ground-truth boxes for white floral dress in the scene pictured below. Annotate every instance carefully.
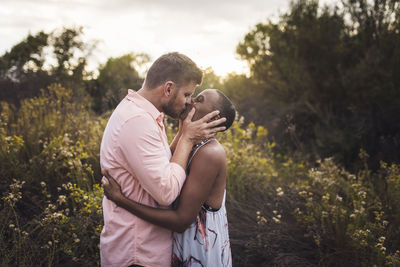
[171,139,232,267]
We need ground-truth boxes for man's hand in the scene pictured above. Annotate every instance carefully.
[181,108,226,144]
[101,170,124,204]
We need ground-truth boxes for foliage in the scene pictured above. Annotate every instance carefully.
[1,85,400,266]
[89,53,149,113]
[0,179,103,266]
[236,0,400,168]
[0,27,96,105]
[0,84,105,266]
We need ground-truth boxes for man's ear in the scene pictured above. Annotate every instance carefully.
[163,81,174,97]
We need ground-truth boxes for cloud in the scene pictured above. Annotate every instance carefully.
[1,0,335,75]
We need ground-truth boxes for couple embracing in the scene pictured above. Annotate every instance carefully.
[100,52,235,267]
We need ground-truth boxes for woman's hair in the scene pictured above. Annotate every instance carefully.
[144,52,203,89]
[214,90,236,131]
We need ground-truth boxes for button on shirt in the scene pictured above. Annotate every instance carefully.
[100,90,186,267]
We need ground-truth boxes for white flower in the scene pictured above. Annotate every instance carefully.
[57,195,66,205]
[272,217,281,223]
[276,187,284,196]
[40,181,46,188]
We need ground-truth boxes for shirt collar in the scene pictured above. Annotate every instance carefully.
[126,89,164,127]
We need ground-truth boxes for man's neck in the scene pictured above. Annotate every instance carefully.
[138,87,163,112]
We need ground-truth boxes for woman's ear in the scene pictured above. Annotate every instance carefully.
[210,114,221,122]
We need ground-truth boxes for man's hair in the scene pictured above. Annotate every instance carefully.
[143,52,203,89]
[214,90,236,131]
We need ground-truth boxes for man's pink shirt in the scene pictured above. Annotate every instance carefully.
[100,90,186,267]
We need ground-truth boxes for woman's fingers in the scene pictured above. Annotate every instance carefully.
[101,176,109,186]
[206,117,226,128]
[211,126,226,133]
[200,110,220,123]
[184,107,196,122]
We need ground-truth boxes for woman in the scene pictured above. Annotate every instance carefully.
[102,89,236,267]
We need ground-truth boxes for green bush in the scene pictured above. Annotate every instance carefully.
[1,84,399,266]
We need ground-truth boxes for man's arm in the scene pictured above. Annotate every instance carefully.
[169,120,183,155]
[103,144,225,233]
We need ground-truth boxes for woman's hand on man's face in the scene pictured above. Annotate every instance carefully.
[181,108,226,144]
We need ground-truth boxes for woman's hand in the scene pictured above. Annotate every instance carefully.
[181,108,227,145]
[101,170,124,204]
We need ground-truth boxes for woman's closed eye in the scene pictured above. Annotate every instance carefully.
[194,95,204,103]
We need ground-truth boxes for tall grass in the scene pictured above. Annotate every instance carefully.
[1,84,399,266]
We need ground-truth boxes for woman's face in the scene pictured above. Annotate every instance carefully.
[179,89,219,122]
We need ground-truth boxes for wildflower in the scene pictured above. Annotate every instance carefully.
[83,195,89,200]
[350,213,356,219]
[48,241,52,246]
[322,193,330,201]
[40,181,46,187]
[379,236,386,243]
[299,191,307,197]
[358,191,367,199]
[273,210,278,214]
[322,211,329,218]
[256,211,261,215]
[9,224,15,228]
[382,220,389,226]
[349,174,356,180]
[74,238,80,243]
[336,195,343,202]
[276,187,284,196]
[57,195,66,205]
[272,217,281,224]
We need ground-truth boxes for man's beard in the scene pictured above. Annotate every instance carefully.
[179,104,193,120]
[163,92,182,119]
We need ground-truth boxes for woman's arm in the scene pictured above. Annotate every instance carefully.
[102,144,223,233]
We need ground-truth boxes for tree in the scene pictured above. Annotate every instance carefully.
[90,53,149,113]
[236,0,400,167]
[0,27,96,105]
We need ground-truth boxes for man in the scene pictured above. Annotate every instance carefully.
[100,52,226,267]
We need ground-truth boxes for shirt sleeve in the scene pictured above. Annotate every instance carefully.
[117,113,186,206]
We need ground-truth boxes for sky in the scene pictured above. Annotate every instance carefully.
[0,0,335,76]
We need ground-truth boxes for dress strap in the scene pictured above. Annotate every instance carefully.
[186,138,214,173]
